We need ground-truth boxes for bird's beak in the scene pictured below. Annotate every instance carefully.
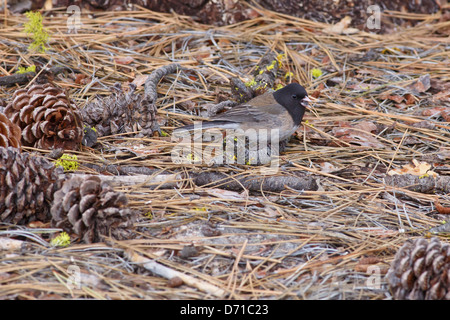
[302,96,313,108]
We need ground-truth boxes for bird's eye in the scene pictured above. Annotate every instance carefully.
[292,94,297,99]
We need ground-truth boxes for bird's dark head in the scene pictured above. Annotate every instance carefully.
[273,83,310,109]
[273,83,310,125]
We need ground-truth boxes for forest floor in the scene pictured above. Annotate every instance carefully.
[0,6,449,299]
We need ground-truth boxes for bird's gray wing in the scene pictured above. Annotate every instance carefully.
[211,102,284,124]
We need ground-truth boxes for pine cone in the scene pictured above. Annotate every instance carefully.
[0,147,64,224]
[386,237,450,300]
[0,113,22,148]
[50,175,137,243]
[4,83,83,150]
[81,83,159,137]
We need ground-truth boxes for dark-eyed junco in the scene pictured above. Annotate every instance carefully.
[175,83,311,142]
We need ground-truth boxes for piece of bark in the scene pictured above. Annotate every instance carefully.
[230,52,281,103]
[190,171,318,192]
[429,221,450,234]
[139,63,182,137]
[206,100,236,117]
[250,51,280,93]
[0,67,70,87]
[230,77,253,103]
[384,174,450,194]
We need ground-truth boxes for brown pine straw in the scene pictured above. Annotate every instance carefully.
[0,5,449,299]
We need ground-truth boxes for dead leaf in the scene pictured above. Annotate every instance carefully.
[358,257,382,265]
[28,221,48,228]
[132,75,148,88]
[430,78,450,92]
[410,120,436,130]
[393,135,421,145]
[404,93,416,105]
[323,16,359,34]
[354,256,390,273]
[354,264,389,274]
[431,91,450,103]
[114,56,134,65]
[387,159,438,177]
[74,73,89,85]
[318,161,338,173]
[394,103,408,110]
[263,206,279,218]
[406,74,431,94]
[386,95,404,103]
[217,38,231,48]
[244,8,261,19]
[205,188,247,200]
[435,199,450,214]
[321,56,331,65]
[331,121,385,148]
[422,106,450,121]
[310,82,325,99]
[346,83,379,91]
[194,45,212,60]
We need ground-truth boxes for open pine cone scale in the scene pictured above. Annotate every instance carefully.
[51,175,138,243]
[387,237,450,300]
[5,84,83,150]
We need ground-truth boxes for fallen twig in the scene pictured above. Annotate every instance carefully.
[0,237,26,251]
[0,66,71,87]
[125,249,227,298]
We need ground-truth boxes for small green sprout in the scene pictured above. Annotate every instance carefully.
[160,130,169,137]
[303,119,314,127]
[50,232,71,247]
[266,60,277,71]
[144,211,153,219]
[284,71,294,80]
[245,78,257,87]
[276,53,285,67]
[16,65,36,74]
[275,83,284,91]
[54,154,79,171]
[24,11,49,53]
[246,158,255,165]
[186,153,201,162]
[311,68,323,79]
